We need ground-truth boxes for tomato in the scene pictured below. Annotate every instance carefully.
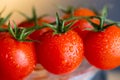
[63,7,96,19]
[18,16,55,40]
[18,16,55,28]
[29,27,52,40]
[73,8,96,17]
[84,25,120,70]
[63,7,97,39]
[70,19,99,39]
[18,21,35,28]
[37,16,56,25]
[35,30,84,74]
[1,24,8,29]
[0,32,36,80]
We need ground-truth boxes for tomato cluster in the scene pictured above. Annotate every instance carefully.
[0,6,120,80]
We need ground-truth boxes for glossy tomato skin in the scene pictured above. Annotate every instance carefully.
[84,26,120,70]
[36,30,84,74]
[0,32,36,80]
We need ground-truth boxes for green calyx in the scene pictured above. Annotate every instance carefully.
[8,22,35,41]
[105,19,120,27]
[87,6,117,32]
[0,13,12,27]
[43,13,75,34]
[0,9,12,32]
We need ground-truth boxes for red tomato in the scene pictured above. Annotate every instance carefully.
[18,16,55,40]
[63,7,97,39]
[18,16,55,28]
[84,25,120,70]
[35,30,84,74]
[70,19,99,39]
[0,32,36,80]
[63,7,96,19]
[29,27,52,40]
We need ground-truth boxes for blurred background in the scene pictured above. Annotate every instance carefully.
[0,0,120,22]
[0,0,120,80]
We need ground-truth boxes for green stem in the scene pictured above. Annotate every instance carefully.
[19,29,26,40]
[56,13,62,33]
[32,7,37,26]
[0,12,12,27]
[99,17,104,30]
[42,13,76,34]
[8,22,37,41]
